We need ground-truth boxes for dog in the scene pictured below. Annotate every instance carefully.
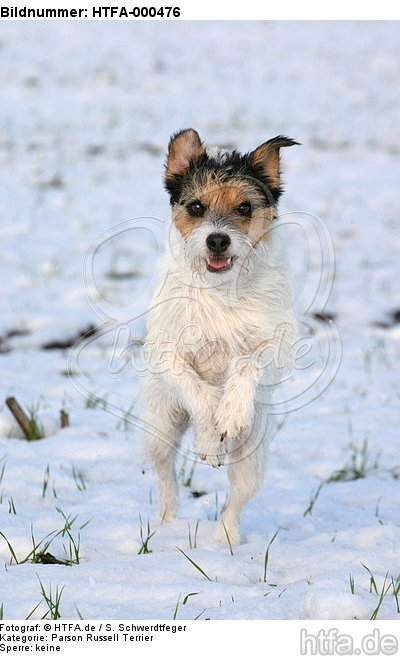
[141,129,298,545]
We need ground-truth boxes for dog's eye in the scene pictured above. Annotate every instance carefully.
[187,201,205,217]
[237,202,252,217]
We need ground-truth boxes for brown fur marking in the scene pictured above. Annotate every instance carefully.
[172,177,275,245]
[165,129,204,181]
[249,143,281,188]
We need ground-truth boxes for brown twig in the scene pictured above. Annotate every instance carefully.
[60,409,70,428]
[5,396,41,440]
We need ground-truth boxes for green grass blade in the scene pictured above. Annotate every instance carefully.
[263,529,279,583]
[177,547,212,581]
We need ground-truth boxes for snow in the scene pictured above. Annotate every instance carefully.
[0,21,399,620]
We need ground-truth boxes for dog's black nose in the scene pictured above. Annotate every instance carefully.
[206,232,231,254]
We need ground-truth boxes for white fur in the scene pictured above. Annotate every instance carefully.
[140,218,295,546]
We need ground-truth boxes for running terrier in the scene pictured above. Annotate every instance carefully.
[141,129,298,545]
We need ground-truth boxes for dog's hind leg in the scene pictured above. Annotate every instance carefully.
[216,411,270,546]
[142,379,188,522]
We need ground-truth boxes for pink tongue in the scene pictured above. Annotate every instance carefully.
[209,258,228,270]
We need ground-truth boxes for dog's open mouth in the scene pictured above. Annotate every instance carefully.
[206,256,234,273]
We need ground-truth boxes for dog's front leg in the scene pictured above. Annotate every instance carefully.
[182,378,226,468]
[214,355,261,441]
[162,361,225,467]
[215,326,294,440]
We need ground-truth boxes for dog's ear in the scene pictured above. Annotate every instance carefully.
[165,129,204,181]
[248,136,299,190]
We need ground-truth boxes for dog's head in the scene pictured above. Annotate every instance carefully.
[164,129,298,281]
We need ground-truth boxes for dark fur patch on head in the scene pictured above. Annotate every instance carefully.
[164,148,283,207]
[164,133,300,209]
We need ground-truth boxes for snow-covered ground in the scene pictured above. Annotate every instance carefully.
[0,21,399,620]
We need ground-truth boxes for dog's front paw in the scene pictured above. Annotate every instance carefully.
[194,424,226,468]
[214,394,254,440]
